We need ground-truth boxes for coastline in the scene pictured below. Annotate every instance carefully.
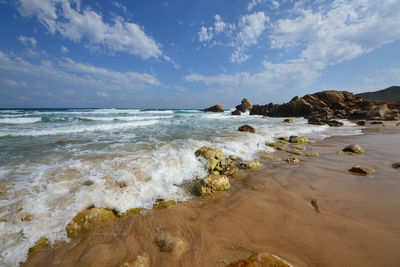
[23,122,400,267]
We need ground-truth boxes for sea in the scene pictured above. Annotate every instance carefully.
[0,108,362,266]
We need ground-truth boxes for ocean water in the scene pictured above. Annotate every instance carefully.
[0,108,362,266]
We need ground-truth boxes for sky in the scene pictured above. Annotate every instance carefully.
[0,0,400,109]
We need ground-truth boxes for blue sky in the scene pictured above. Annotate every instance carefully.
[0,0,400,108]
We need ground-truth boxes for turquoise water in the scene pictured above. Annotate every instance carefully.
[0,108,362,266]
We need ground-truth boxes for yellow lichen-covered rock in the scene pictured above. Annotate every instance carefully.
[66,208,117,238]
[225,165,238,176]
[287,148,303,156]
[154,200,176,210]
[193,174,230,196]
[289,136,309,143]
[29,237,49,253]
[124,208,142,216]
[195,146,226,172]
[155,233,188,257]
[306,152,320,157]
[228,252,293,267]
[238,160,262,170]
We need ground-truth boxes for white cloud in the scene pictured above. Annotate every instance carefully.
[0,50,163,91]
[236,12,269,47]
[2,79,27,88]
[97,91,109,98]
[60,46,68,54]
[230,49,249,64]
[198,26,213,42]
[17,0,163,59]
[214,14,226,33]
[270,0,400,67]
[18,36,37,48]
[185,58,319,93]
[248,0,265,11]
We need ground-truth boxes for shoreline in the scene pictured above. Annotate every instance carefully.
[22,122,400,267]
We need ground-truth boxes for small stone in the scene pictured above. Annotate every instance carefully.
[225,165,238,176]
[231,110,241,116]
[348,165,375,175]
[289,136,309,143]
[282,119,294,123]
[227,252,292,267]
[310,199,320,213]
[238,125,256,133]
[83,180,94,186]
[278,136,288,141]
[155,233,187,256]
[370,121,384,125]
[154,200,176,210]
[392,162,400,169]
[327,120,344,127]
[356,121,366,126]
[287,148,303,156]
[306,152,319,157]
[121,253,150,267]
[193,174,230,196]
[286,157,300,165]
[238,160,262,170]
[342,144,363,154]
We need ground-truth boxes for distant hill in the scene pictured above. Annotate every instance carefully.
[356,86,400,103]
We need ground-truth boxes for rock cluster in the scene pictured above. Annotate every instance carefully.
[246,90,399,121]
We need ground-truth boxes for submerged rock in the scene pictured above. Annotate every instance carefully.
[154,200,176,210]
[289,136,309,143]
[238,160,262,170]
[238,125,256,133]
[121,253,150,267]
[29,237,49,253]
[155,233,187,257]
[370,121,384,125]
[56,140,76,145]
[342,144,364,154]
[348,165,375,175]
[287,148,303,156]
[286,157,300,165]
[66,208,117,238]
[227,252,293,267]
[203,104,224,112]
[193,174,230,196]
[282,118,294,123]
[311,199,320,213]
[392,162,400,169]
[267,142,285,151]
[306,152,320,157]
[356,120,366,126]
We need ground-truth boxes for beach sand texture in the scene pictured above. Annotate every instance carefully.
[23,124,400,267]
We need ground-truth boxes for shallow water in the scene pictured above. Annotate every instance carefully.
[0,108,362,266]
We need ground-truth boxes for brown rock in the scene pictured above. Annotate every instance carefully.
[348,165,375,175]
[342,144,363,154]
[356,121,366,126]
[308,117,326,125]
[327,120,344,127]
[370,121,384,125]
[282,118,294,123]
[121,253,150,267]
[311,199,320,213]
[155,233,187,257]
[238,125,256,133]
[227,252,292,267]
[231,110,241,115]
[235,98,253,112]
[392,162,400,169]
[203,104,224,112]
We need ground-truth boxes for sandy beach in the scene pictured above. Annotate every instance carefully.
[22,122,400,267]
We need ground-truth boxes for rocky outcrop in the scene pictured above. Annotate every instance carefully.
[235,98,253,113]
[228,252,292,267]
[245,90,400,121]
[203,104,224,112]
[238,125,256,133]
[195,146,226,173]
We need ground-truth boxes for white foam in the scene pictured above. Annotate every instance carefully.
[0,117,41,124]
[0,120,160,137]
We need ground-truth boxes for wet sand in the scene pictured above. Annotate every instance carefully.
[23,123,400,267]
